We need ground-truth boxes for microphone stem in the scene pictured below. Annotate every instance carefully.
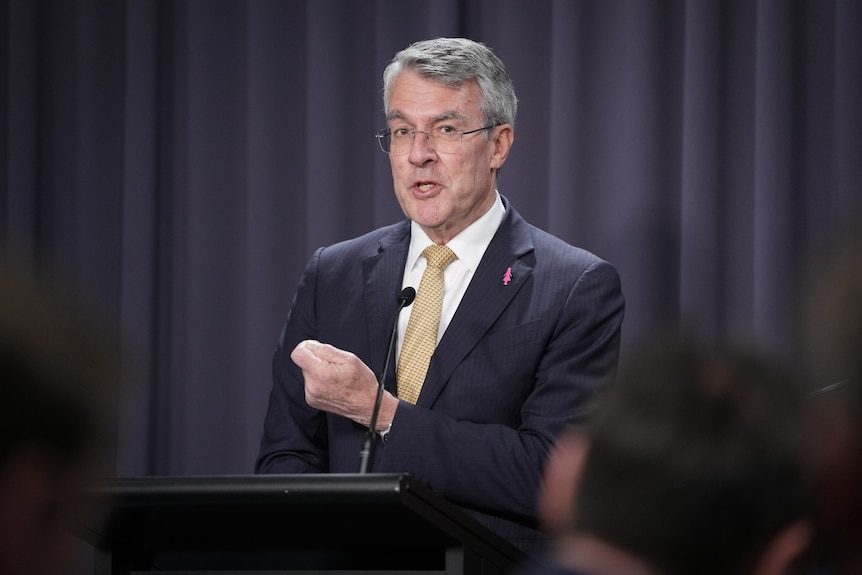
[359,299,407,474]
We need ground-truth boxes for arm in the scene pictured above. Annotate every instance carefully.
[256,239,404,473]
[255,249,328,474]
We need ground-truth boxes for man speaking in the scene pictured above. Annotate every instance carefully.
[256,37,625,556]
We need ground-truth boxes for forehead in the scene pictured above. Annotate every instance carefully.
[387,70,482,124]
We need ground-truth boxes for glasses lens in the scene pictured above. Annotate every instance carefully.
[390,130,455,154]
[435,131,461,154]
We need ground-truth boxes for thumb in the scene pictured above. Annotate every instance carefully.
[302,339,323,355]
[292,339,347,367]
[304,340,343,362]
[290,339,323,369]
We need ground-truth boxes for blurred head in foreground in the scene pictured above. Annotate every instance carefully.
[0,256,119,575]
[801,206,862,574]
[538,338,811,575]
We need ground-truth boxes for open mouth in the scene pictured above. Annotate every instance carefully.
[417,182,434,192]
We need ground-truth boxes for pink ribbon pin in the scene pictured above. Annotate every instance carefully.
[503,267,513,285]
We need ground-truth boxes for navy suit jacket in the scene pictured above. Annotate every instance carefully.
[257,199,625,555]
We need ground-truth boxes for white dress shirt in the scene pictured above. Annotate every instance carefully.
[396,192,506,362]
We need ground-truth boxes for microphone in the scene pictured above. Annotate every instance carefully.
[359,286,416,474]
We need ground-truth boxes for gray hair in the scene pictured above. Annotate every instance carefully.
[382,38,518,128]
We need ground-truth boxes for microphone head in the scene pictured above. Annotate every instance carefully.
[399,287,416,307]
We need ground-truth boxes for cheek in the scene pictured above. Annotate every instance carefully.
[456,155,488,186]
[389,159,402,185]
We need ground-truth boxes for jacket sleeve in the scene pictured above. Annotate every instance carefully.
[255,248,328,474]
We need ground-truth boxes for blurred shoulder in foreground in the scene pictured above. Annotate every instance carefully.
[801,206,862,575]
[535,336,811,575]
[0,255,120,575]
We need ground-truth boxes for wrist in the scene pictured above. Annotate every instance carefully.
[374,393,398,431]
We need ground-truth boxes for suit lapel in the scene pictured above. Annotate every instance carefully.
[362,221,411,388]
[417,204,535,408]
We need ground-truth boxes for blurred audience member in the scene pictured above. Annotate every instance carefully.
[533,338,812,575]
[0,256,119,575]
[802,207,862,575]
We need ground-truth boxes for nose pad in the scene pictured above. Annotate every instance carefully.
[414,131,432,147]
[409,131,435,160]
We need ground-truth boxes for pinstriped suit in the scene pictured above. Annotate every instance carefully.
[257,197,625,555]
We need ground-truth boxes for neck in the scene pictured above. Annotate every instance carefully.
[552,534,659,575]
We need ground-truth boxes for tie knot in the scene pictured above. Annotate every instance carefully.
[423,245,457,270]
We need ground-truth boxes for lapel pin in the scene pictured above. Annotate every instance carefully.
[503,267,513,285]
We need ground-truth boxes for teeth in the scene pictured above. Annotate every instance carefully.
[418,183,433,191]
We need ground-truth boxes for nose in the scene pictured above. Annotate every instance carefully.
[408,131,436,164]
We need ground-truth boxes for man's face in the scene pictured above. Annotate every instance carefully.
[386,70,513,244]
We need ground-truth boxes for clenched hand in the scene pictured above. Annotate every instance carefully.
[291,340,398,430]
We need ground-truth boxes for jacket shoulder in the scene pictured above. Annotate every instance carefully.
[316,220,410,261]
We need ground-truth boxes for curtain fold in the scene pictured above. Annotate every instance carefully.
[2,0,860,475]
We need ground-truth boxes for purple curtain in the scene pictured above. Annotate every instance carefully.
[2,0,860,475]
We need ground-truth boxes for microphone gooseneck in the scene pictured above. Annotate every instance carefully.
[358,287,415,474]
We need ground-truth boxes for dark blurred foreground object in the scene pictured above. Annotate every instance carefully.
[801,207,862,575]
[0,255,119,575]
[535,337,812,575]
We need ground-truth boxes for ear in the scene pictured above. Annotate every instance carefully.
[538,430,589,536]
[752,520,813,575]
[490,124,514,171]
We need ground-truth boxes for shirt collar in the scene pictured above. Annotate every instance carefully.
[406,192,505,272]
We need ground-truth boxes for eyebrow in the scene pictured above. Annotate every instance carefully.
[386,109,468,124]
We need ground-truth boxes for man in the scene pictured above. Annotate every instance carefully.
[0,256,118,575]
[256,37,624,554]
[534,339,812,575]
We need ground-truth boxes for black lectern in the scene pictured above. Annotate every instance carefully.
[79,474,529,575]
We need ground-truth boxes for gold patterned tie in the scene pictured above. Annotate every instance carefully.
[397,245,458,404]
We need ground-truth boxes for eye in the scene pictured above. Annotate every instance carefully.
[392,127,411,138]
[437,125,458,135]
